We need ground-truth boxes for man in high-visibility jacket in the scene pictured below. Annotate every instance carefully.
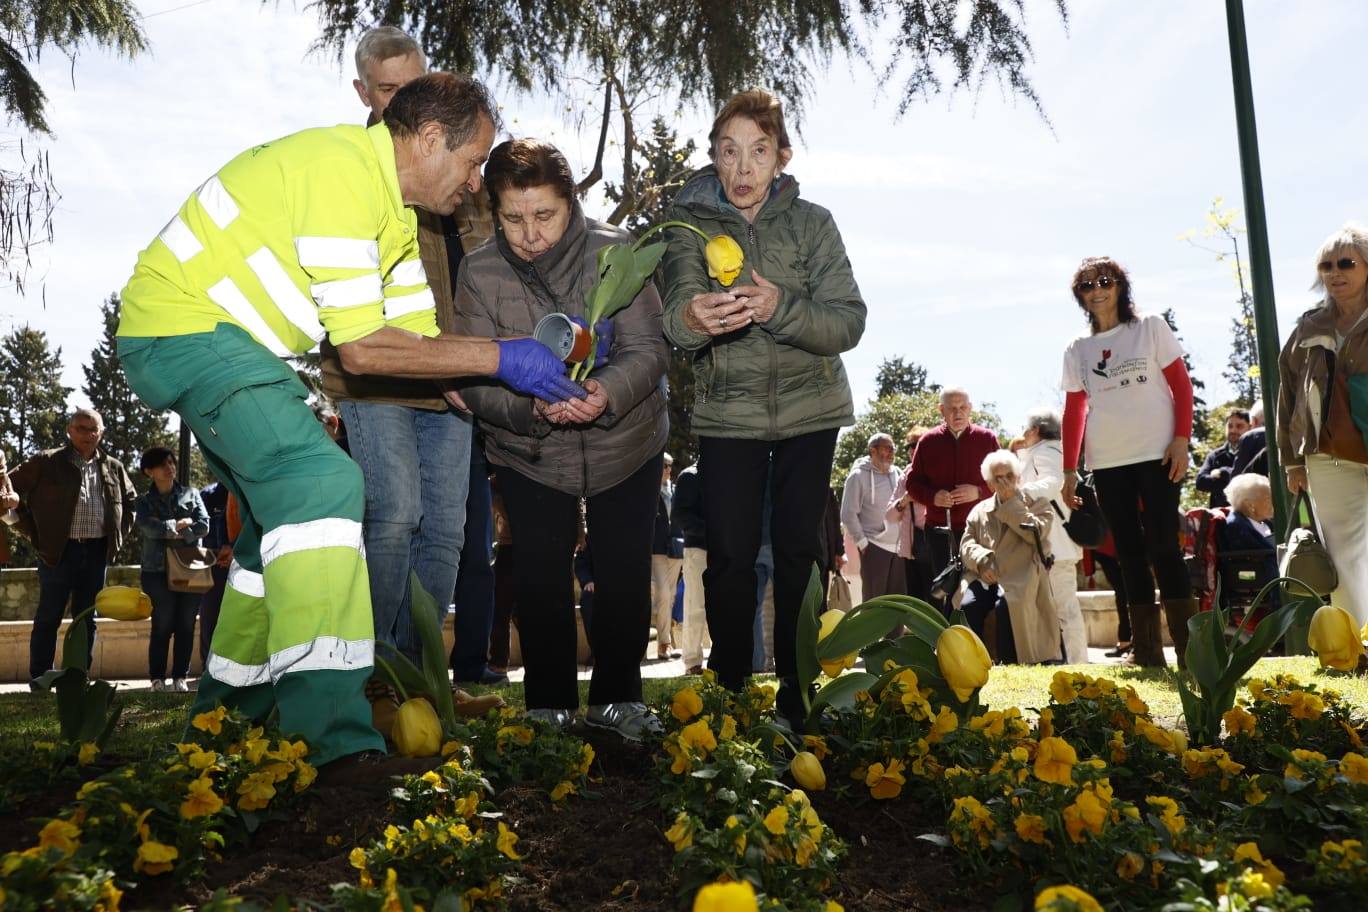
[116,72,584,777]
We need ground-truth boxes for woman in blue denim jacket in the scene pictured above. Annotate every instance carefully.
[135,447,209,692]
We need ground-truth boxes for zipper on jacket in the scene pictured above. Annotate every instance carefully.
[744,220,779,437]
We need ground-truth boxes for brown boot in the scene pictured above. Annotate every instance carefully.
[1163,597,1199,671]
[452,687,505,719]
[366,679,400,739]
[1129,603,1167,668]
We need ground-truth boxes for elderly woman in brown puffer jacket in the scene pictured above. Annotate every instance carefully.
[453,138,668,742]
[958,450,1062,665]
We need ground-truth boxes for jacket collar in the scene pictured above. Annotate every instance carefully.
[366,122,411,224]
[674,164,799,224]
[494,201,589,306]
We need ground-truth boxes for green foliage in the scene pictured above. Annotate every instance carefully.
[0,0,147,292]
[831,391,1003,489]
[874,355,936,398]
[1174,579,1308,745]
[31,604,122,747]
[0,324,70,457]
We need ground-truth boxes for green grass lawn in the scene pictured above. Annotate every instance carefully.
[3,656,1366,753]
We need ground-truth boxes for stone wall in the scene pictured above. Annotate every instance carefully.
[0,566,142,621]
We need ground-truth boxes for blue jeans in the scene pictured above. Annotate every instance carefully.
[30,538,108,679]
[143,570,200,680]
[340,401,472,665]
[450,435,496,681]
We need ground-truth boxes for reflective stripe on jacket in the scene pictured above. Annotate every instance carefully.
[118,123,437,352]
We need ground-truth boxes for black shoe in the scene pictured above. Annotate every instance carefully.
[316,750,440,790]
[1103,643,1133,658]
[454,667,510,686]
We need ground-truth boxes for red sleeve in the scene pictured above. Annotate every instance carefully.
[1162,358,1194,438]
[1063,390,1088,471]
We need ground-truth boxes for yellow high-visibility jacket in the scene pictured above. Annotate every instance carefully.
[118,122,437,354]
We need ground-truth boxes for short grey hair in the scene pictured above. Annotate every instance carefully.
[980,449,1022,483]
[1312,222,1368,295]
[1250,400,1264,424]
[867,433,894,450]
[1025,407,1061,441]
[68,407,103,428]
[1226,473,1270,514]
[939,386,970,406]
[355,26,426,87]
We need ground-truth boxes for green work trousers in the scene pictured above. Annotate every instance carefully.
[118,323,382,765]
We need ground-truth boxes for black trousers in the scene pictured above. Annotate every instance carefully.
[960,580,1017,663]
[30,538,106,680]
[494,451,661,709]
[699,429,838,689]
[198,564,228,666]
[451,438,496,681]
[143,570,200,680]
[904,526,934,603]
[926,525,966,613]
[1092,550,1131,642]
[1092,459,1191,608]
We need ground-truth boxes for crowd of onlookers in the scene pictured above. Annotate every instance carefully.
[5,24,1368,751]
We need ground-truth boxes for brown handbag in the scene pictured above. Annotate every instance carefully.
[167,545,216,593]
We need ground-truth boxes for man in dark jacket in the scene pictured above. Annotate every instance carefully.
[673,458,709,674]
[1195,408,1251,508]
[904,388,997,609]
[1231,402,1267,478]
[9,409,137,685]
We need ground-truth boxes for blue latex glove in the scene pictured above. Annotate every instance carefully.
[494,338,588,404]
[569,316,614,364]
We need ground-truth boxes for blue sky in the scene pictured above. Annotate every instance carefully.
[2,0,1365,445]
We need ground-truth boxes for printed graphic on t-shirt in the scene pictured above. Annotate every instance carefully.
[1088,348,1152,393]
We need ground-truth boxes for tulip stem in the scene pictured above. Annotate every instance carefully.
[374,656,411,703]
[634,219,709,249]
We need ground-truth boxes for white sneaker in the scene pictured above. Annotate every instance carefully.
[172,678,190,693]
[585,702,664,743]
[150,679,170,692]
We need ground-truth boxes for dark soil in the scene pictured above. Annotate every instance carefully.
[11,734,989,911]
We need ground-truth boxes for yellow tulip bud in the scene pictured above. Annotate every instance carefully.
[94,586,153,621]
[936,625,991,702]
[816,609,856,678]
[693,880,758,912]
[790,751,827,791]
[705,235,744,287]
[1309,605,1364,673]
[392,698,442,757]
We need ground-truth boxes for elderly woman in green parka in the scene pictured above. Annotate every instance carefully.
[662,88,866,726]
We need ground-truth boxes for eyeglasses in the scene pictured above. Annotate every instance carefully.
[1074,275,1116,293]
[1318,257,1360,273]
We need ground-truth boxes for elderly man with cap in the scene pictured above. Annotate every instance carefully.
[841,432,907,600]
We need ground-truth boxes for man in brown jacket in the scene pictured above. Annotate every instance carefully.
[323,28,505,706]
[9,408,138,685]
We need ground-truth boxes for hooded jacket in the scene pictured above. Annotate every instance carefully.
[452,203,668,496]
[840,456,902,552]
[661,166,865,441]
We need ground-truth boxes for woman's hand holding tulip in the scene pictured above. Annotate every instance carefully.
[684,291,754,337]
[559,379,610,424]
[730,271,781,323]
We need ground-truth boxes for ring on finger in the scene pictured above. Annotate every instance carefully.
[719,316,727,328]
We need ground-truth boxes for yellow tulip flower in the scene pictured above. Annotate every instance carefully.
[693,880,758,912]
[705,235,744,287]
[790,751,827,791]
[936,625,991,702]
[817,609,857,678]
[392,698,442,758]
[1309,604,1364,672]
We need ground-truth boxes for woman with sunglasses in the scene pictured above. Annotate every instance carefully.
[1059,257,1196,668]
[1276,224,1368,627]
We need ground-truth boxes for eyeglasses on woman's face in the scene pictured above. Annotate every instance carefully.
[1318,257,1360,274]
[1074,275,1116,293]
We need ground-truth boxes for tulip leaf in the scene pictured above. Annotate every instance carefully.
[807,671,878,725]
[375,642,431,705]
[868,595,950,631]
[794,565,825,713]
[402,573,460,733]
[62,609,93,672]
[816,605,908,660]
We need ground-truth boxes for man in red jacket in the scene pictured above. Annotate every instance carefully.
[905,388,999,609]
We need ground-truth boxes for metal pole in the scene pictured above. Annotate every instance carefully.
[1225,0,1286,538]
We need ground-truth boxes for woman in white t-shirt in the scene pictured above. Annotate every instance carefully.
[1059,257,1196,669]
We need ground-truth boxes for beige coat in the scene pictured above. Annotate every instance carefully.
[960,493,1061,664]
